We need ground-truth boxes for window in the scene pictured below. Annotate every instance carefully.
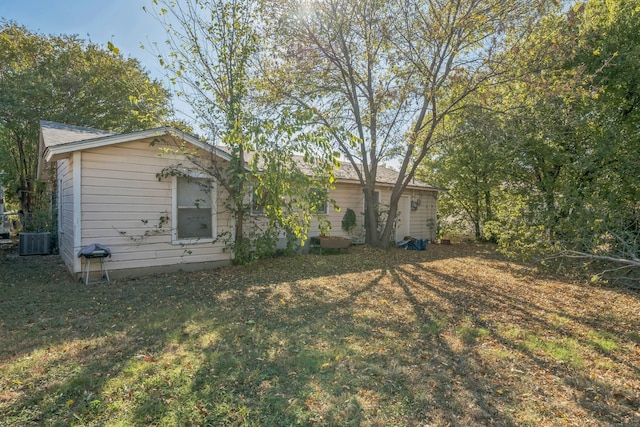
[250,187,265,216]
[311,189,328,215]
[173,176,216,242]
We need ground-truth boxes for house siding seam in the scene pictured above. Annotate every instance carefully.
[73,152,82,274]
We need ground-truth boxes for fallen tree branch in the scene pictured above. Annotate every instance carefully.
[541,250,640,289]
[552,250,640,268]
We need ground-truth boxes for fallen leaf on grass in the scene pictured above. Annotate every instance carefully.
[136,354,156,362]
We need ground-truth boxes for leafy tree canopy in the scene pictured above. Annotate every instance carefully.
[148,0,337,263]
[259,0,555,248]
[422,0,640,283]
[0,20,172,215]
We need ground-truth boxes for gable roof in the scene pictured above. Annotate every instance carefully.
[40,121,232,163]
[40,120,116,147]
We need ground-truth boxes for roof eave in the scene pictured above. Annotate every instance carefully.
[334,177,443,191]
[43,127,232,163]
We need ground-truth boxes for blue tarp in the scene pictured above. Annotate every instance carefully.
[397,239,426,251]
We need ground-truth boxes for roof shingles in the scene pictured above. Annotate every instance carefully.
[40,120,115,147]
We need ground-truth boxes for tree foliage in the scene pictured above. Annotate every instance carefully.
[259,0,551,248]
[419,106,507,241]
[149,0,260,257]
[148,0,337,263]
[426,0,640,282]
[0,20,171,217]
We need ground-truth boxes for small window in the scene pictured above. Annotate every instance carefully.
[251,188,265,216]
[173,176,216,242]
[311,189,328,215]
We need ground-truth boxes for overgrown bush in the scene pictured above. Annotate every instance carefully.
[341,208,356,232]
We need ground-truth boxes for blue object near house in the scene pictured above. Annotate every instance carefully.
[397,238,426,251]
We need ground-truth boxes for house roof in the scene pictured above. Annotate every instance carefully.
[227,151,439,191]
[40,121,116,146]
[39,121,232,164]
[287,154,440,191]
[38,121,440,191]
[332,161,438,191]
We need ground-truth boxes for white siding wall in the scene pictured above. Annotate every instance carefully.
[408,189,438,242]
[237,179,439,250]
[79,138,233,274]
[57,158,75,271]
[308,184,438,244]
[308,182,366,243]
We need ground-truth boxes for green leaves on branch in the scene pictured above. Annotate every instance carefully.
[426,0,640,274]
[247,107,337,244]
[260,0,551,248]
[149,1,336,263]
[0,20,171,214]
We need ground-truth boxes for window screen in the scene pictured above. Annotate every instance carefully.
[177,177,213,239]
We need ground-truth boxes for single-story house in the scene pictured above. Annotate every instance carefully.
[303,159,439,246]
[37,121,440,279]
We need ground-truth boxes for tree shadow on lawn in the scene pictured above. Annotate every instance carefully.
[0,247,500,425]
[181,266,509,426]
[393,261,640,425]
[0,260,232,425]
[1,244,639,425]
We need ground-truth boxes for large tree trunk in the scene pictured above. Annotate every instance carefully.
[473,187,482,241]
[379,195,400,250]
[235,147,245,245]
[363,185,379,246]
[13,131,37,218]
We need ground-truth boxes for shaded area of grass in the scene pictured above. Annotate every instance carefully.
[1,244,639,426]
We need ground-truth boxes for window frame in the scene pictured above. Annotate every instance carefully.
[311,188,328,215]
[250,187,266,217]
[171,174,217,244]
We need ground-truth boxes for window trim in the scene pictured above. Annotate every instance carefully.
[315,200,328,215]
[171,174,217,244]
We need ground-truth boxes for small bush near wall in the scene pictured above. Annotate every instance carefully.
[342,208,357,232]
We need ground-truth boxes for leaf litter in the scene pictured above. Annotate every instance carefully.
[0,243,639,426]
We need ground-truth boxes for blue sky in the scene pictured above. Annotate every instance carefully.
[1,0,170,86]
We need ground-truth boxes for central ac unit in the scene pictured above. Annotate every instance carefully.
[19,232,52,256]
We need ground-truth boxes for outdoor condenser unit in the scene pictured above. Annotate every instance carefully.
[19,232,51,256]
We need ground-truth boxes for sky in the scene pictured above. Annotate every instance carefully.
[1,0,166,71]
[1,0,176,107]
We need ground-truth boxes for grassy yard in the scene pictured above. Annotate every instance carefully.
[1,244,639,426]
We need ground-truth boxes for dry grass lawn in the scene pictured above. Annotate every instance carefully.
[1,243,639,426]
